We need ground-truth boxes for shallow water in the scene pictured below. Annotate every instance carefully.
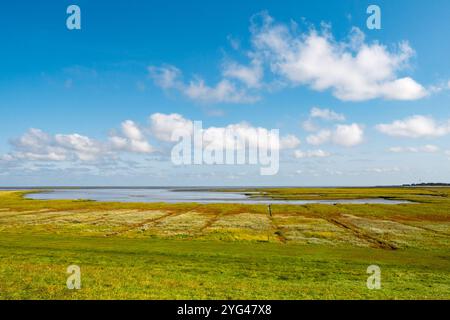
[24,188,409,205]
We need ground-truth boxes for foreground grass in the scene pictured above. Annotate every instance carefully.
[0,188,449,299]
[1,233,448,299]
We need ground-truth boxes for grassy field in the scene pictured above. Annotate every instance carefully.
[0,188,449,299]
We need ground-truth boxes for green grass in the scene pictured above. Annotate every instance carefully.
[0,188,449,299]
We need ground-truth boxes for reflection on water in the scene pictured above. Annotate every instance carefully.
[25,188,410,205]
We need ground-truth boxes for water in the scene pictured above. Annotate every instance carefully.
[24,188,409,205]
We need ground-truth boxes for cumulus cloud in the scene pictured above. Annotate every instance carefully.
[389,145,440,153]
[147,65,182,89]
[5,121,155,163]
[149,112,299,151]
[8,128,105,162]
[301,119,320,132]
[149,13,432,104]
[376,115,450,138]
[201,123,279,151]
[54,133,104,161]
[109,120,153,153]
[279,134,301,149]
[148,12,437,104]
[204,122,297,152]
[3,113,302,166]
[306,130,331,145]
[183,79,259,104]
[310,107,345,121]
[149,65,259,104]
[302,107,345,133]
[294,149,331,158]
[306,123,364,147]
[250,13,427,101]
[150,113,193,142]
[333,124,364,147]
[222,60,263,88]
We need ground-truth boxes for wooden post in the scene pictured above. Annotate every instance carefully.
[267,204,272,242]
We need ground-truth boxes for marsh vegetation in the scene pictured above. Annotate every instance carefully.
[0,187,448,299]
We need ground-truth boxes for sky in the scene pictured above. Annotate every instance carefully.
[0,0,449,186]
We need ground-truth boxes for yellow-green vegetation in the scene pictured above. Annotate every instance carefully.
[0,188,449,299]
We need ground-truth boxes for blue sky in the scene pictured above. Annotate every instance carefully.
[0,0,449,186]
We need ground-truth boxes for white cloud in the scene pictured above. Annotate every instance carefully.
[110,120,153,153]
[9,128,105,162]
[279,134,301,149]
[150,113,193,142]
[54,133,103,161]
[148,65,182,89]
[301,119,319,132]
[227,35,241,50]
[306,123,364,147]
[389,145,440,153]
[6,121,154,163]
[294,149,331,158]
[3,113,301,166]
[306,130,331,145]
[333,123,364,147]
[11,151,67,162]
[202,122,281,151]
[302,108,345,134]
[184,79,259,104]
[201,123,298,151]
[222,60,263,88]
[121,120,145,141]
[149,13,435,104]
[12,128,51,151]
[149,112,299,150]
[365,167,400,173]
[428,79,450,93]
[376,115,450,138]
[310,107,345,121]
[149,65,259,104]
[250,13,427,101]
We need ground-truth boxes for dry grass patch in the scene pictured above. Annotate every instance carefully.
[201,212,273,241]
[142,211,210,238]
[273,215,364,245]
